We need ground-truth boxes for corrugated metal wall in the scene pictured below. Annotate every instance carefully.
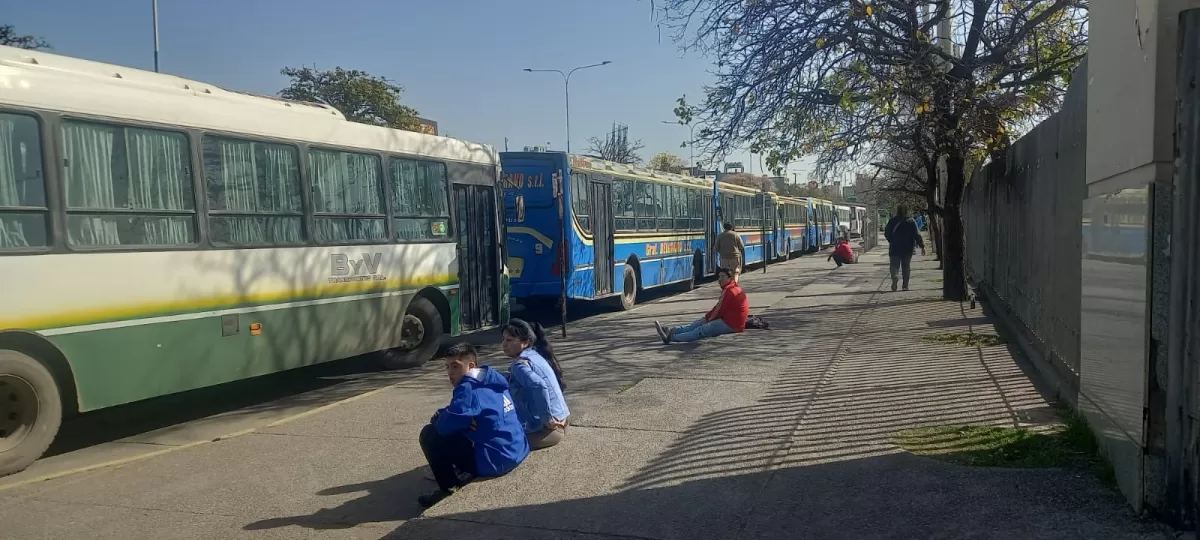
[962,62,1087,393]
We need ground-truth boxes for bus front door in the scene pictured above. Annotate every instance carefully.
[704,193,717,273]
[454,184,499,331]
[590,180,615,297]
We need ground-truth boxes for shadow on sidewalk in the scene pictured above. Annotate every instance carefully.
[243,467,429,531]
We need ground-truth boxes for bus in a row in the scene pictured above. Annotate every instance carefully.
[0,45,509,476]
[501,151,843,310]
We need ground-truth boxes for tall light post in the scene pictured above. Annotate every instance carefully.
[660,120,698,175]
[152,0,160,72]
[523,61,612,153]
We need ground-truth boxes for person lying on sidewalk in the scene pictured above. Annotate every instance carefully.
[828,238,856,267]
[501,319,570,450]
[418,343,529,508]
[653,267,748,343]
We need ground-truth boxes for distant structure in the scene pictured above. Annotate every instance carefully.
[417,117,438,136]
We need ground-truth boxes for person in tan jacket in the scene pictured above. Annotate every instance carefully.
[715,222,745,280]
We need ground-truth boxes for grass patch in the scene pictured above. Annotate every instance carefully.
[929,278,944,283]
[893,402,1118,489]
[921,332,1004,347]
[617,383,637,393]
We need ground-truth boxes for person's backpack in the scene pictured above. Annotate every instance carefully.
[745,315,770,330]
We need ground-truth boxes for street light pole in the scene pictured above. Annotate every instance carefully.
[660,120,698,174]
[523,61,612,154]
[152,0,160,72]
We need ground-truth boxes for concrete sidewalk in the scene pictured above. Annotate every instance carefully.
[0,246,1167,539]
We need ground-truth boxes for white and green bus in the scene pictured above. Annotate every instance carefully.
[0,45,509,475]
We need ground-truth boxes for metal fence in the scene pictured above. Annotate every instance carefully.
[962,60,1087,392]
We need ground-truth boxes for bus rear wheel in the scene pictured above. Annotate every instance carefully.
[619,265,638,311]
[378,297,444,370]
[0,349,62,478]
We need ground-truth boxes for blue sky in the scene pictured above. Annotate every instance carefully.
[7,0,814,179]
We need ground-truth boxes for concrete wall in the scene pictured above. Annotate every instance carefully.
[963,60,1086,404]
[1084,0,1200,515]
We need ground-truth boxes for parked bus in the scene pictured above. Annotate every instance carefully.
[0,45,508,476]
[848,204,868,239]
[811,198,838,247]
[501,152,787,310]
[776,195,819,255]
[835,204,852,240]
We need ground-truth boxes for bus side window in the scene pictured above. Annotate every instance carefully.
[614,178,636,231]
[309,148,387,244]
[635,181,655,231]
[0,112,49,249]
[571,172,590,233]
[204,135,305,247]
[656,184,672,231]
[386,157,451,242]
[61,119,197,248]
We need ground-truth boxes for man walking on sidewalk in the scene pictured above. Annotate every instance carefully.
[715,222,745,281]
[884,205,925,291]
[653,267,748,343]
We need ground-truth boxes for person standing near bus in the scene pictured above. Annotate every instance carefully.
[716,222,745,280]
[884,205,925,292]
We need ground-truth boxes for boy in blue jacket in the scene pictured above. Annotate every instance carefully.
[418,343,530,508]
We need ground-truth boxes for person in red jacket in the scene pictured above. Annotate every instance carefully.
[828,238,856,267]
[653,268,749,343]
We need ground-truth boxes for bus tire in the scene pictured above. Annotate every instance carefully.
[378,297,444,370]
[619,265,638,311]
[0,349,62,478]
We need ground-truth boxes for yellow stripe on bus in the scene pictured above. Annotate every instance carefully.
[0,273,456,332]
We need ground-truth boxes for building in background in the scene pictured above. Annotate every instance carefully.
[417,117,438,135]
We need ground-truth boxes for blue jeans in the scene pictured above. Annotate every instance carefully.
[670,318,735,342]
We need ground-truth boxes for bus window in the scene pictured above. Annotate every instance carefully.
[670,186,687,231]
[308,148,386,243]
[204,135,304,246]
[656,184,672,231]
[688,189,704,231]
[635,181,655,231]
[0,113,48,249]
[614,178,636,231]
[388,157,451,241]
[61,119,196,247]
[571,172,590,233]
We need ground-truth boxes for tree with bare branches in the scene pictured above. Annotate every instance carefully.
[657,0,1087,300]
[587,123,646,164]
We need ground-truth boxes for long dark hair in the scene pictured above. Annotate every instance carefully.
[504,318,565,390]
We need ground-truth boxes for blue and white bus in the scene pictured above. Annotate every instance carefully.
[501,152,788,310]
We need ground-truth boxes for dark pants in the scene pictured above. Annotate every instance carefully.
[419,424,476,491]
[832,253,851,267]
[889,254,913,289]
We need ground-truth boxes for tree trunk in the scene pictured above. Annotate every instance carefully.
[929,215,944,265]
[942,151,969,301]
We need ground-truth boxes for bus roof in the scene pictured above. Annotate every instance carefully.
[565,154,775,195]
[0,44,498,167]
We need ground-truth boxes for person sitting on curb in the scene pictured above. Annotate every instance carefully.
[828,238,856,267]
[653,267,748,343]
[418,343,529,508]
[502,319,570,450]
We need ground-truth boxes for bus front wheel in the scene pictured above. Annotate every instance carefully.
[378,297,444,370]
[0,349,62,478]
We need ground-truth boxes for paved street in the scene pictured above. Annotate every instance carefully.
[0,244,1167,539]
